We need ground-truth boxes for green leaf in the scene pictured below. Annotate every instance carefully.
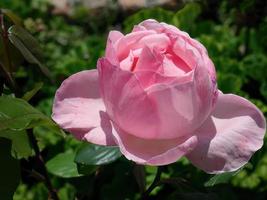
[46,152,86,178]
[75,143,122,166]
[0,96,64,136]
[0,138,21,200]
[22,82,43,101]
[0,130,32,159]
[1,9,22,26]
[76,163,97,175]
[7,25,51,78]
[204,168,243,187]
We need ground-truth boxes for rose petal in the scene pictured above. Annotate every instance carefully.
[186,93,266,174]
[98,58,160,139]
[120,50,135,71]
[138,33,170,52]
[116,30,157,61]
[52,70,116,146]
[172,36,198,69]
[112,124,198,165]
[140,19,216,81]
[162,53,191,76]
[135,70,178,89]
[145,65,215,139]
[105,31,124,65]
[138,19,165,33]
[134,46,163,72]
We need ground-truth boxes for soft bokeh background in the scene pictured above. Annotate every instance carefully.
[1,0,267,199]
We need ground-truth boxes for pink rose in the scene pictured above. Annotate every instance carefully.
[52,19,266,173]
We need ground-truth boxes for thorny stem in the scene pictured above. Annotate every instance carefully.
[142,167,163,200]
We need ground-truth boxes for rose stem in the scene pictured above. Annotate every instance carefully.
[142,166,163,200]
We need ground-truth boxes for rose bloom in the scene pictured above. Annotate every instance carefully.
[52,19,266,174]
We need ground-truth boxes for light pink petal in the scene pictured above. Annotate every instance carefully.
[134,70,178,89]
[105,31,124,65]
[98,58,160,139]
[160,22,191,38]
[52,70,116,146]
[134,46,163,72]
[144,65,215,139]
[172,36,198,69]
[162,53,191,76]
[140,19,216,81]
[139,19,190,38]
[116,30,156,61]
[138,19,165,33]
[186,93,266,174]
[119,50,135,71]
[112,124,198,165]
[98,58,215,140]
[138,33,170,52]
[132,24,147,32]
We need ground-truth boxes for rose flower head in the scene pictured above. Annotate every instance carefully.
[52,19,266,174]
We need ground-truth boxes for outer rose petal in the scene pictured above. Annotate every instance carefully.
[112,124,198,165]
[186,93,266,174]
[52,70,116,146]
[98,58,159,139]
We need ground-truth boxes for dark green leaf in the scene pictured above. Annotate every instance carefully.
[0,138,20,200]
[75,143,122,166]
[46,152,83,178]
[204,168,243,187]
[22,82,43,101]
[0,96,64,136]
[0,130,32,159]
[76,163,97,175]
[7,25,51,78]
[1,9,22,26]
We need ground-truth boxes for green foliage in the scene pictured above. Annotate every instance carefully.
[0,138,20,200]
[8,25,51,78]
[123,7,174,32]
[22,82,43,101]
[172,3,201,33]
[46,151,83,178]
[0,130,32,158]
[0,96,62,135]
[75,143,122,165]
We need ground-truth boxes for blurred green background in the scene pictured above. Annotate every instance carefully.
[0,0,267,199]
